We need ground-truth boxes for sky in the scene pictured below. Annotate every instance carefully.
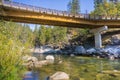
[12,0,94,29]
[13,0,94,13]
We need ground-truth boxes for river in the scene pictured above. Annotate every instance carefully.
[32,54,120,80]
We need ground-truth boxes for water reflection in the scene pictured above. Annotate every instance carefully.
[23,68,39,80]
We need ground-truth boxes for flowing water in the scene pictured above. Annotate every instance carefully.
[33,54,120,80]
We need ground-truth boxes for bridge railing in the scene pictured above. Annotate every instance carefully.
[2,1,120,20]
[2,1,87,18]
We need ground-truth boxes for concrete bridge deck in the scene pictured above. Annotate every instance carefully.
[1,1,120,28]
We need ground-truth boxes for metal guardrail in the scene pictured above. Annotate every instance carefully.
[2,1,120,20]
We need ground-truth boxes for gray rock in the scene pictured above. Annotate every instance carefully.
[86,48,96,54]
[70,54,75,57]
[111,35,120,45]
[104,46,120,58]
[43,48,56,54]
[108,55,115,60]
[75,46,86,54]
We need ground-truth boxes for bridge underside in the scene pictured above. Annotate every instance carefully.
[0,15,93,28]
[0,6,93,28]
[1,6,120,28]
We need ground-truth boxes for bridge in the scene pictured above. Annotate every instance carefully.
[0,0,120,48]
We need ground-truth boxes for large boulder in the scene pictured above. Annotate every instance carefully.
[111,35,120,45]
[50,72,69,80]
[104,46,120,58]
[86,48,96,54]
[75,46,86,54]
[45,55,55,64]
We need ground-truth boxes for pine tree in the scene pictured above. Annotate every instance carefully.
[67,0,72,13]
[45,27,52,44]
[39,25,46,45]
[94,0,104,9]
[67,0,80,14]
[116,2,120,15]
[67,0,89,40]
[33,25,40,47]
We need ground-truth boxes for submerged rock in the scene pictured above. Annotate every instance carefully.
[50,72,69,80]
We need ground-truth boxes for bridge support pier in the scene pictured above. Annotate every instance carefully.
[90,26,108,48]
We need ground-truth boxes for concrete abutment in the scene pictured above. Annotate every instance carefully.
[90,26,108,48]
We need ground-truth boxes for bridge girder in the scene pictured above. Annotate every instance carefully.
[1,2,120,28]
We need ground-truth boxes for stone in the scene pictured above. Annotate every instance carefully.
[46,55,55,64]
[38,60,48,65]
[75,46,86,54]
[86,48,96,54]
[58,60,62,64]
[22,55,38,62]
[34,62,42,68]
[108,55,115,60]
[70,54,75,57]
[50,72,69,80]
[97,56,100,59]
[111,35,120,45]
[104,46,120,58]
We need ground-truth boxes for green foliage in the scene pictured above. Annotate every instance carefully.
[0,21,33,80]
[91,3,106,16]
[92,0,119,16]
[78,28,89,36]
[34,24,89,47]
[0,34,23,80]
[45,27,52,44]
[33,25,40,46]
[19,24,34,48]
[52,26,67,44]
[67,0,80,14]
[37,25,67,45]
[39,25,47,45]
[116,2,120,15]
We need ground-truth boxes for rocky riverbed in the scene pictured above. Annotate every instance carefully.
[30,35,120,60]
